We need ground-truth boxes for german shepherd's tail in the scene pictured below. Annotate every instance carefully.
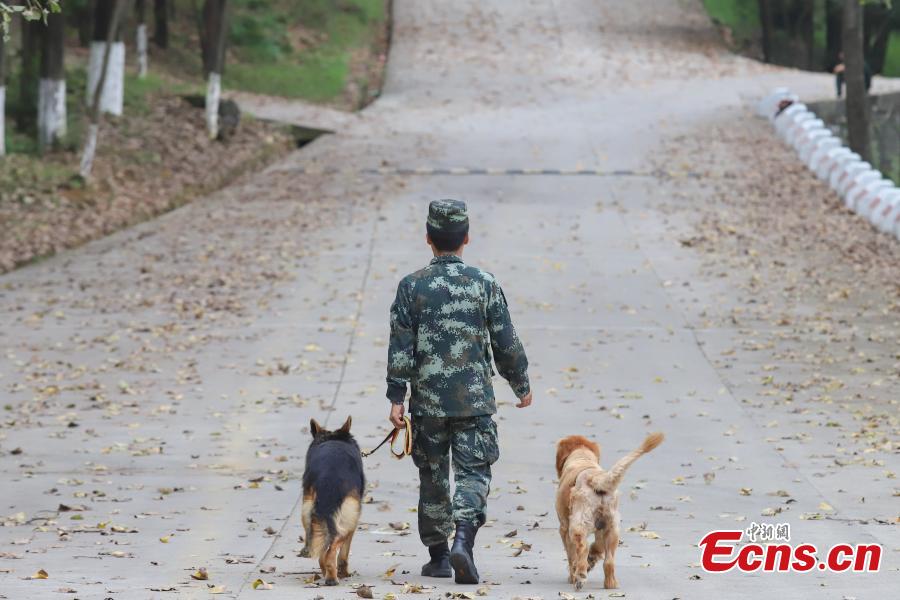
[304,495,362,559]
[587,432,664,493]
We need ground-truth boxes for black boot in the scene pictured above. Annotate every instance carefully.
[421,542,451,578]
[449,521,480,584]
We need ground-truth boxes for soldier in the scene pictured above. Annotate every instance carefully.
[386,199,533,584]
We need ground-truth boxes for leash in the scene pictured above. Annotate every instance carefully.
[362,416,412,459]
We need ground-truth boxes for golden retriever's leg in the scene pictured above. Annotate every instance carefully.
[337,531,354,578]
[568,525,590,590]
[559,523,575,583]
[602,529,619,589]
[323,537,344,585]
[587,533,604,572]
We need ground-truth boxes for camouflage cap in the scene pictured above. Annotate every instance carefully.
[427,199,469,233]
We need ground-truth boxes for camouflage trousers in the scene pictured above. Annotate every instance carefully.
[411,414,500,547]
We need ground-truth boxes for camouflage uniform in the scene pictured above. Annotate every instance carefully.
[386,199,530,547]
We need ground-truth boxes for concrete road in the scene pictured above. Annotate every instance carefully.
[2,1,897,599]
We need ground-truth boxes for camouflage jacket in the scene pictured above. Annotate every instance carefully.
[386,255,530,417]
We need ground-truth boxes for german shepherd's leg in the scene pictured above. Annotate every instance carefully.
[318,552,327,582]
[323,536,344,585]
[602,528,619,589]
[299,491,314,558]
[337,530,354,578]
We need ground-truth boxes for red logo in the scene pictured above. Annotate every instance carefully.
[698,526,881,573]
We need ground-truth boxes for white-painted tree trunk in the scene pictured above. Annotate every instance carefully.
[136,24,148,78]
[38,78,67,150]
[0,86,6,157]
[206,72,221,139]
[86,41,125,116]
[79,123,99,179]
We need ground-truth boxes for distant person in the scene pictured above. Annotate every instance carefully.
[833,51,872,98]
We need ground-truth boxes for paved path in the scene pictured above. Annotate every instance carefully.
[2,1,898,599]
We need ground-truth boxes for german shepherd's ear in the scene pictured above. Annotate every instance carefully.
[310,418,323,437]
[336,416,352,435]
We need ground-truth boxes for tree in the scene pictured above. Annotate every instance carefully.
[136,0,148,77]
[0,1,61,38]
[199,0,228,139]
[0,31,6,156]
[38,9,65,150]
[81,0,129,178]
[18,18,40,129]
[68,0,94,47]
[153,0,167,48]
[798,0,815,70]
[757,0,774,63]
[825,0,843,68]
[87,0,126,116]
[862,1,894,74]
[843,0,870,160]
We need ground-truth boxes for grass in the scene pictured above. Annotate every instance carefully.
[2,0,387,157]
[224,0,386,101]
[702,0,759,50]
[0,153,76,198]
[227,57,348,101]
[885,32,900,77]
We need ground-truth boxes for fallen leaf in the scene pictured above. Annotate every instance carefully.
[356,585,374,598]
[191,568,209,581]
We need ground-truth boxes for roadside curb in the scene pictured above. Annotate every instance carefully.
[758,88,900,240]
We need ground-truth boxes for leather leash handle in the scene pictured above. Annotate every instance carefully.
[362,416,412,459]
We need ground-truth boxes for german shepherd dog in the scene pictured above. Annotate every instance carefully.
[300,416,365,585]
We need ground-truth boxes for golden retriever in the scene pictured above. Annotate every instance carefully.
[555,432,664,590]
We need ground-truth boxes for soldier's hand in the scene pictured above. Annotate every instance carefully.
[516,391,532,408]
[389,403,406,429]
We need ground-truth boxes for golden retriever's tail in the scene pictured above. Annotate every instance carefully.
[602,432,664,491]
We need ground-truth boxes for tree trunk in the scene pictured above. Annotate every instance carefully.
[0,34,6,157]
[70,0,95,47]
[863,3,892,74]
[758,0,773,62]
[81,0,130,179]
[825,0,842,70]
[153,0,168,49]
[136,0,148,77]
[843,0,870,161]
[799,0,815,71]
[18,19,41,130]
[87,0,126,116]
[200,0,228,139]
[38,11,67,151]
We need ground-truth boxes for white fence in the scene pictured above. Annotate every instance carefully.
[758,88,900,240]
